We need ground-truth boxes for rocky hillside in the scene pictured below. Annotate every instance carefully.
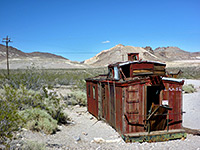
[153,46,198,61]
[0,44,86,69]
[83,45,200,67]
[83,44,162,66]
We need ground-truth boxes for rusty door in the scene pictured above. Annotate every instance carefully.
[125,84,142,133]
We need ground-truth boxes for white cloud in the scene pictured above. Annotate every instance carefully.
[102,40,110,44]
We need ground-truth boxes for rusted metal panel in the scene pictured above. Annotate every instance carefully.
[109,83,116,128]
[98,83,102,119]
[132,63,154,70]
[115,86,123,133]
[86,82,98,118]
[162,81,183,130]
[105,84,110,122]
[124,83,146,134]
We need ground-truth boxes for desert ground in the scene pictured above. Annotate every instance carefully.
[11,79,200,150]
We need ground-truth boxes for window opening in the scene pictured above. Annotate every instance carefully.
[93,86,96,99]
[108,68,113,78]
[88,84,91,97]
[121,65,130,78]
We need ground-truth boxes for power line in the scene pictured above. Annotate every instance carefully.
[2,36,12,76]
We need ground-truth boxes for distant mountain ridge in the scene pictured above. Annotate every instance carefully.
[153,46,195,61]
[1,44,200,69]
[84,44,200,67]
[0,44,68,60]
[0,44,86,69]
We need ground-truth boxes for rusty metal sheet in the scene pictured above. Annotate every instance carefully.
[162,81,183,130]
[86,82,98,118]
[116,87,123,133]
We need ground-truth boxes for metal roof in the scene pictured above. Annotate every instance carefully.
[162,77,184,83]
[118,61,166,67]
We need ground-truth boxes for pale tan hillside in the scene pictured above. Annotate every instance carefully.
[83,44,161,67]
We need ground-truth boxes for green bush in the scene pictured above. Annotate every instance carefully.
[0,84,69,124]
[22,140,46,150]
[69,90,87,106]
[19,108,57,134]
[0,99,22,146]
[40,87,69,124]
[0,84,69,144]
[183,84,197,93]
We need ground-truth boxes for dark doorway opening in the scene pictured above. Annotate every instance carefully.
[147,86,161,114]
[121,64,130,78]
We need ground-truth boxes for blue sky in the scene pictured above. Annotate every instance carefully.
[0,0,200,61]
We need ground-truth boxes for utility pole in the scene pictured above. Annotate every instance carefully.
[2,36,12,76]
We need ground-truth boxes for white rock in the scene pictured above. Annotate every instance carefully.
[93,137,105,143]
[105,138,121,143]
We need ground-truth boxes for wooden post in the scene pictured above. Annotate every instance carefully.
[2,36,12,76]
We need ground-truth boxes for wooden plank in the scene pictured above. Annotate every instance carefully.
[154,70,165,75]
[124,129,185,136]
[154,65,165,71]
[122,129,186,143]
[133,69,153,73]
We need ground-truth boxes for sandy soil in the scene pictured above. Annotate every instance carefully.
[15,79,200,150]
[19,106,200,150]
[183,79,200,130]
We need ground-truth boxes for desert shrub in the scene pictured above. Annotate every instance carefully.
[183,84,197,93]
[68,90,87,106]
[22,140,46,150]
[0,84,69,136]
[0,99,22,147]
[0,84,42,110]
[19,108,57,134]
[0,84,69,124]
[40,87,69,124]
[0,67,108,92]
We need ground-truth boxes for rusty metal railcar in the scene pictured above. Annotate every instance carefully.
[85,53,186,142]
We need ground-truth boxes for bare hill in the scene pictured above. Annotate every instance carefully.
[83,44,161,67]
[154,46,197,61]
[0,44,86,69]
[153,46,200,68]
